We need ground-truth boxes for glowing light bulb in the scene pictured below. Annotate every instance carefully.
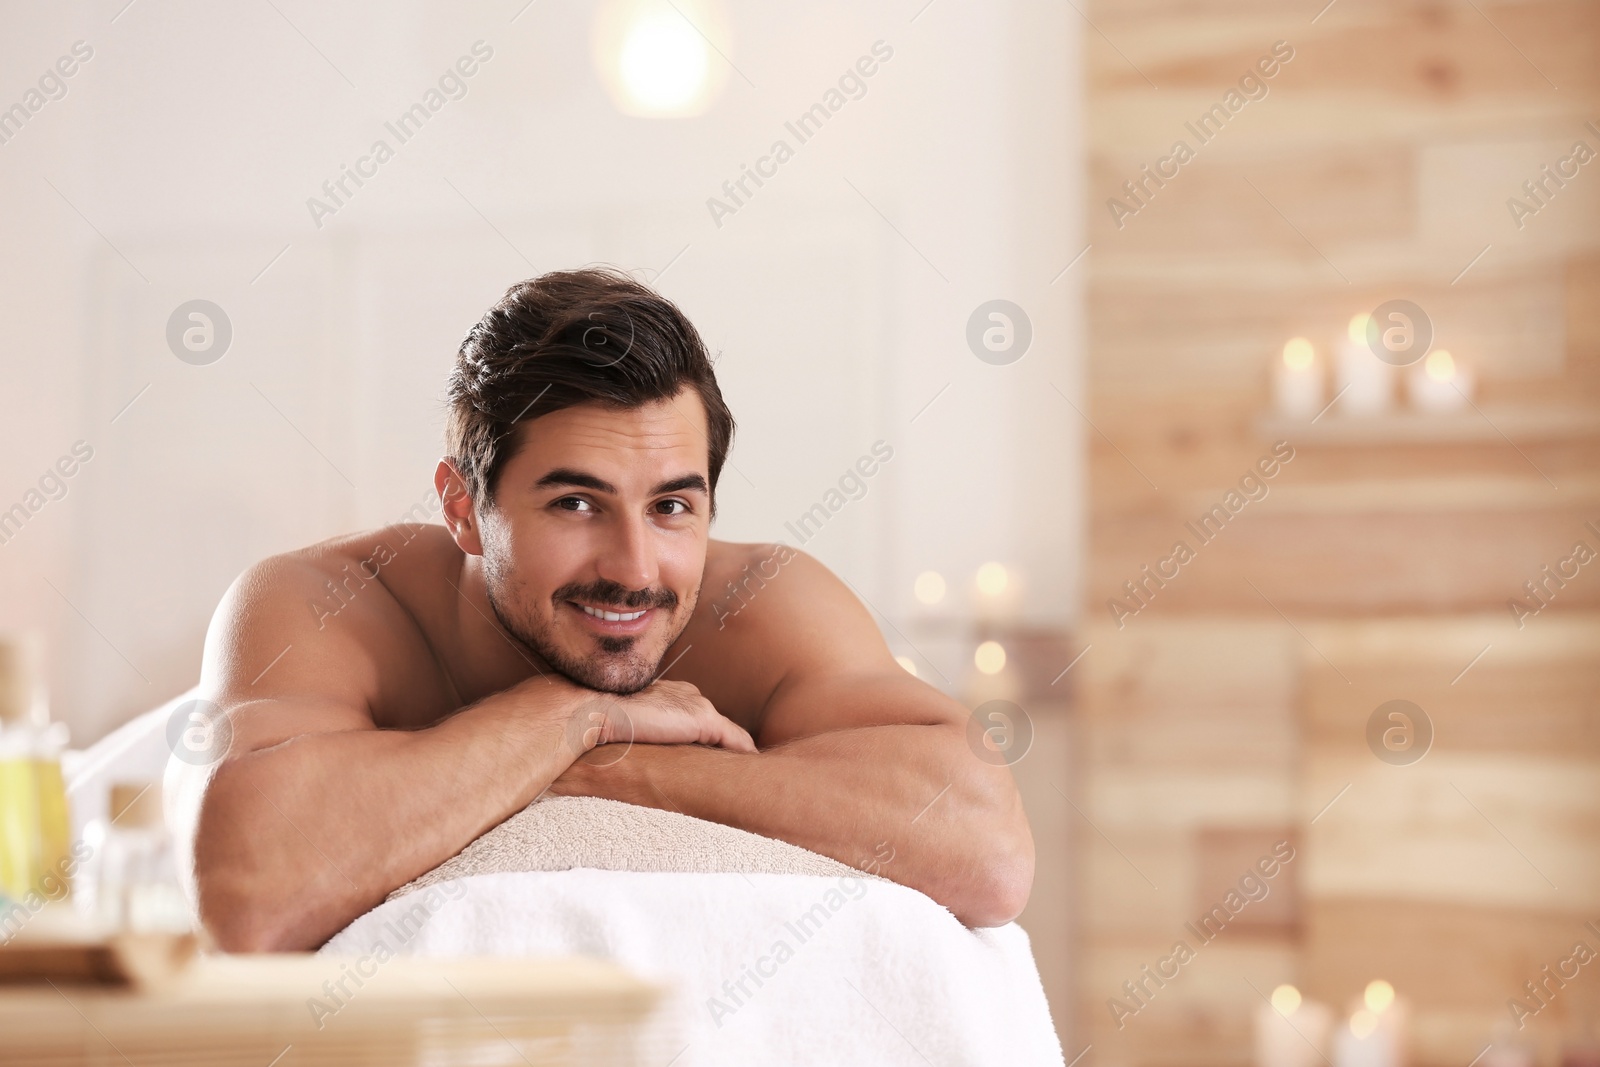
[976,562,1008,597]
[1283,337,1315,371]
[1350,1009,1378,1038]
[1364,979,1394,1013]
[618,13,708,110]
[1424,349,1454,383]
[974,641,1006,674]
[1270,984,1302,1015]
[1348,312,1371,344]
[914,571,946,605]
[895,655,917,676]
[594,0,727,117]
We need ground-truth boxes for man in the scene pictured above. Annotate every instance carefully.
[180,268,1034,952]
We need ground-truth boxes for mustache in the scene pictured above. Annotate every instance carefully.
[553,579,678,611]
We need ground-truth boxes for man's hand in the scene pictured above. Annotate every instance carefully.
[538,547,1036,928]
[570,679,756,754]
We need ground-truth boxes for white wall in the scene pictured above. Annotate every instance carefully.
[0,0,1083,743]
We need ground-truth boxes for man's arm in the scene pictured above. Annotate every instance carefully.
[547,551,1036,927]
[176,550,753,953]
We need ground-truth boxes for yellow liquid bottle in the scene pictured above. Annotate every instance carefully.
[0,635,65,906]
[0,750,41,901]
[32,722,72,900]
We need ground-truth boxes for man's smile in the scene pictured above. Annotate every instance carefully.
[566,599,656,636]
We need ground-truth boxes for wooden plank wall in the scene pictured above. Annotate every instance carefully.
[1077,2,1600,1064]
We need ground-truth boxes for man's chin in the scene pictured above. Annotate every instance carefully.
[545,641,660,696]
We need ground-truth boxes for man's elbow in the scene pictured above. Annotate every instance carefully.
[198,872,311,952]
[954,851,1035,928]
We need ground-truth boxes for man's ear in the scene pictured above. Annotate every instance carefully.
[435,458,485,555]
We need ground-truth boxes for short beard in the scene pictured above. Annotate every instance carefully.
[482,560,693,696]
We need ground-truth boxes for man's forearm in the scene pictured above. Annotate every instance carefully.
[194,677,585,952]
[548,723,1034,926]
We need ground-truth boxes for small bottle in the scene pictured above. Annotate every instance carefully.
[0,635,71,906]
[86,782,192,934]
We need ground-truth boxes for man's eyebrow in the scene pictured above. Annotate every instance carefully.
[534,468,616,494]
[533,468,708,497]
[651,473,709,496]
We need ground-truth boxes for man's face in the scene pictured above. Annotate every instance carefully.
[474,388,712,694]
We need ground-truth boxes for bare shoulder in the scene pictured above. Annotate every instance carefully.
[674,541,907,732]
[699,540,892,669]
[200,525,458,755]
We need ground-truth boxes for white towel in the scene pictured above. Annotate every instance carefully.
[388,796,860,899]
[324,869,1064,1066]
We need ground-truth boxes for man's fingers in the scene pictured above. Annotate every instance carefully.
[712,715,758,754]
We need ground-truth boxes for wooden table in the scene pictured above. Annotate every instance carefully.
[0,953,666,1066]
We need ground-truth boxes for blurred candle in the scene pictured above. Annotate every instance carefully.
[1406,349,1474,413]
[1338,313,1395,416]
[1256,985,1334,1067]
[1273,337,1322,418]
[1334,981,1406,1067]
[973,561,1020,622]
[1335,1010,1396,1067]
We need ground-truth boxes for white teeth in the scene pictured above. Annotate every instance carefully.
[580,604,646,622]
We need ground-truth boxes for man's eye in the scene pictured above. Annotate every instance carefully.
[656,499,689,516]
[554,497,593,512]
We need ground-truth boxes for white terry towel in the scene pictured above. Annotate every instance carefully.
[323,796,1065,1066]
[388,795,860,898]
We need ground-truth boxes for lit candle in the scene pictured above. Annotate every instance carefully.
[1255,985,1334,1067]
[1273,337,1323,418]
[973,561,1020,622]
[1405,349,1474,413]
[1334,981,1406,1067]
[1337,313,1395,416]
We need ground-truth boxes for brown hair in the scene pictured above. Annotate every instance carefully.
[445,268,735,515]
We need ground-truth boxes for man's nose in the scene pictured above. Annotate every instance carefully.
[595,511,658,594]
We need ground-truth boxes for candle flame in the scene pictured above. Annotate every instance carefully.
[975,640,1006,674]
[1283,337,1315,371]
[1348,312,1371,344]
[976,562,1009,596]
[1271,985,1302,1015]
[1364,979,1395,1012]
[1425,349,1455,383]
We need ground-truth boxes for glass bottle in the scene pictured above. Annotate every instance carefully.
[87,781,192,934]
[0,634,76,911]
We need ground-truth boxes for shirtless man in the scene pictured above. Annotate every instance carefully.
[177,268,1035,952]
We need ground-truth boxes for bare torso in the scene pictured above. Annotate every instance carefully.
[241,522,788,738]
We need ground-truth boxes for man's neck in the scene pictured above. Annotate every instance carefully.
[445,550,557,705]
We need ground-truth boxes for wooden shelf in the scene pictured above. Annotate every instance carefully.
[1254,406,1600,446]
